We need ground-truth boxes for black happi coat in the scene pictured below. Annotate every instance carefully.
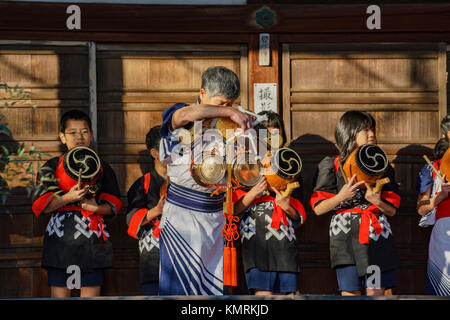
[310,156,401,277]
[126,168,165,284]
[32,155,122,272]
[233,184,307,274]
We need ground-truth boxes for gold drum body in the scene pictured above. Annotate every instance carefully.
[191,153,226,187]
[232,152,263,188]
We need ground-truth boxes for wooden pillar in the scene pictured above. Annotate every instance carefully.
[248,33,279,112]
[438,42,448,122]
[88,41,98,151]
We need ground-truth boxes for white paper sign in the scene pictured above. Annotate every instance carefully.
[254,83,277,114]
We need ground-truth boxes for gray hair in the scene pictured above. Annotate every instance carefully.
[201,66,240,99]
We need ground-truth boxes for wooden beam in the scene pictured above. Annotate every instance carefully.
[2,3,450,34]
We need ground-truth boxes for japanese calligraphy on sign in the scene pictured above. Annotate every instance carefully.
[254,83,277,114]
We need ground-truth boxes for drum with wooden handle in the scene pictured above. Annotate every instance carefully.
[55,146,102,197]
[343,144,389,190]
[262,147,302,191]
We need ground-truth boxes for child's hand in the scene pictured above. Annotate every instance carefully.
[336,174,365,203]
[63,184,89,204]
[80,197,99,213]
[270,186,291,212]
[248,177,268,197]
[145,194,166,223]
[364,182,382,205]
[155,194,166,216]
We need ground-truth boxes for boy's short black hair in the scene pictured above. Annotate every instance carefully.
[145,125,161,167]
[434,137,449,160]
[440,114,450,139]
[59,109,92,133]
[146,125,161,152]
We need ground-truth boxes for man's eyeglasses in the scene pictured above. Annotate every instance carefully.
[64,130,90,137]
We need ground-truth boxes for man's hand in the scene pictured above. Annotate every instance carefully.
[228,107,255,131]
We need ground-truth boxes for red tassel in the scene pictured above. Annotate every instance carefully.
[231,246,237,286]
[223,246,231,286]
[221,175,239,288]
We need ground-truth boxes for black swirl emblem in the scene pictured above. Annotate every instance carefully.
[271,147,302,179]
[64,146,101,182]
[356,144,388,176]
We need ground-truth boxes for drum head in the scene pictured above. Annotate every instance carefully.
[355,144,388,176]
[64,146,101,182]
[192,153,226,186]
[232,153,262,187]
[270,147,302,179]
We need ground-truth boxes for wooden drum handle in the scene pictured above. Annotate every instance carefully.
[77,168,82,190]
[281,182,300,197]
[423,155,444,181]
[373,177,390,193]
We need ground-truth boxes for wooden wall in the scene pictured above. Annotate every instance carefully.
[1,2,450,297]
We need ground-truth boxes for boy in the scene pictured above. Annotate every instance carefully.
[126,125,166,295]
[32,109,121,298]
[158,66,254,295]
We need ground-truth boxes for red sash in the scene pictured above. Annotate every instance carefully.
[336,190,400,244]
[336,205,383,245]
[234,189,306,230]
[430,159,450,221]
[58,205,108,241]
[436,197,450,221]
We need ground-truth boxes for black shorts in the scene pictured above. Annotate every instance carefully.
[336,265,396,292]
[47,268,104,287]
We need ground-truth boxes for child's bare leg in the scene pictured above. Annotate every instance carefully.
[341,290,362,296]
[51,286,71,298]
[366,288,385,296]
[80,286,101,297]
[254,289,273,296]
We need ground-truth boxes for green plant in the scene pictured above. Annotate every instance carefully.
[0,83,55,205]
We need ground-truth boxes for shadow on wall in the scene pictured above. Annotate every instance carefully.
[288,133,339,208]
